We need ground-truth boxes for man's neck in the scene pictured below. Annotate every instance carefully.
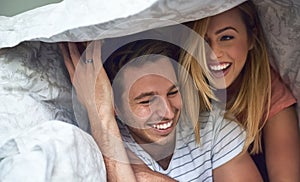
[139,141,174,170]
[127,125,177,170]
[137,135,175,170]
[157,154,173,170]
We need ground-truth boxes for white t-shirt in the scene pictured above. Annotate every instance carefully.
[119,107,246,182]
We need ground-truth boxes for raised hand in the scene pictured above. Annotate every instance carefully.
[59,41,114,117]
[59,41,137,181]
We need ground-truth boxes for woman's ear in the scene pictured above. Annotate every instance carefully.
[248,39,254,50]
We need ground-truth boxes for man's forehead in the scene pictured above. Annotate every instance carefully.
[122,58,177,84]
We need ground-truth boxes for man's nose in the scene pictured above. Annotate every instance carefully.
[155,97,175,119]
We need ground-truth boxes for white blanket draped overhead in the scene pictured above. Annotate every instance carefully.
[0,0,247,48]
[1,0,299,111]
[0,0,299,181]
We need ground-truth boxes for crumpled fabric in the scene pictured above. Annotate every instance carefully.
[0,42,77,142]
[253,0,300,120]
[0,120,106,182]
[0,0,246,48]
[0,42,105,181]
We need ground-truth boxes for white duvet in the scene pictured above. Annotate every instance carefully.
[0,121,106,182]
[0,0,299,181]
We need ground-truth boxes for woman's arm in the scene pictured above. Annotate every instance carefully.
[264,106,300,182]
[213,151,263,182]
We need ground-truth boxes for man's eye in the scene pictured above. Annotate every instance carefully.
[168,90,179,97]
[139,97,156,105]
[139,100,150,104]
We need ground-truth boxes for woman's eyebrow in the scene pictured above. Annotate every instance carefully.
[215,26,239,35]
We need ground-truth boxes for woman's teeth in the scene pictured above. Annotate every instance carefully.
[152,121,173,130]
[209,63,230,71]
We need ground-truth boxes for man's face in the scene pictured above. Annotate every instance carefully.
[115,57,182,146]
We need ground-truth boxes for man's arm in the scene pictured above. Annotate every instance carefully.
[60,41,137,182]
[130,163,177,182]
[125,148,177,182]
[89,110,137,182]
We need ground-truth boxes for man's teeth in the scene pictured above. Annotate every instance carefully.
[210,63,230,71]
[152,121,172,130]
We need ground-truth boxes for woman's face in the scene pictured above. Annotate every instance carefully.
[205,7,253,89]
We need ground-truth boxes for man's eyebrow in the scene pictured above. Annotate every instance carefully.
[133,83,179,101]
[169,84,179,91]
[215,26,238,35]
[134,92,156,101]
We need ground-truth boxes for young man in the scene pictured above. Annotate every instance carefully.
[60,39,262,181]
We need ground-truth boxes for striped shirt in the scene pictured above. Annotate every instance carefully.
[118,107,246,182]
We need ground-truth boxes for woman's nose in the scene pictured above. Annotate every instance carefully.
[209,42,223,60]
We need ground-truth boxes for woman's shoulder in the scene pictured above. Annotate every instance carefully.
[269,67,296,119]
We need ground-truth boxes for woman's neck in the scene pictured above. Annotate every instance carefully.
[214,72,244,107]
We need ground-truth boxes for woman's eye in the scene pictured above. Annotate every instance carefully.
[220,35,234,41]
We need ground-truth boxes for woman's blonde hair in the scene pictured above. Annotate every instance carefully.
[180,0,271,153]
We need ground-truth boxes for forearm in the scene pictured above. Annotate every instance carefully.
[131,163,177,182]
[213,152,263,182]
[60,41,136,181]
[88,110,137,182]
[264,107,300,182]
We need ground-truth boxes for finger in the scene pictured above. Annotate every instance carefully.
[64,57,75,83]
[85,40,102,68]
[85,41,93,63]
[68,42,81,67]
[59,42,70,63]
[92,40,102,68]
[59,43,75,82]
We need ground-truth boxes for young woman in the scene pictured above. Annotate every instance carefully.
[180,1,300,181]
